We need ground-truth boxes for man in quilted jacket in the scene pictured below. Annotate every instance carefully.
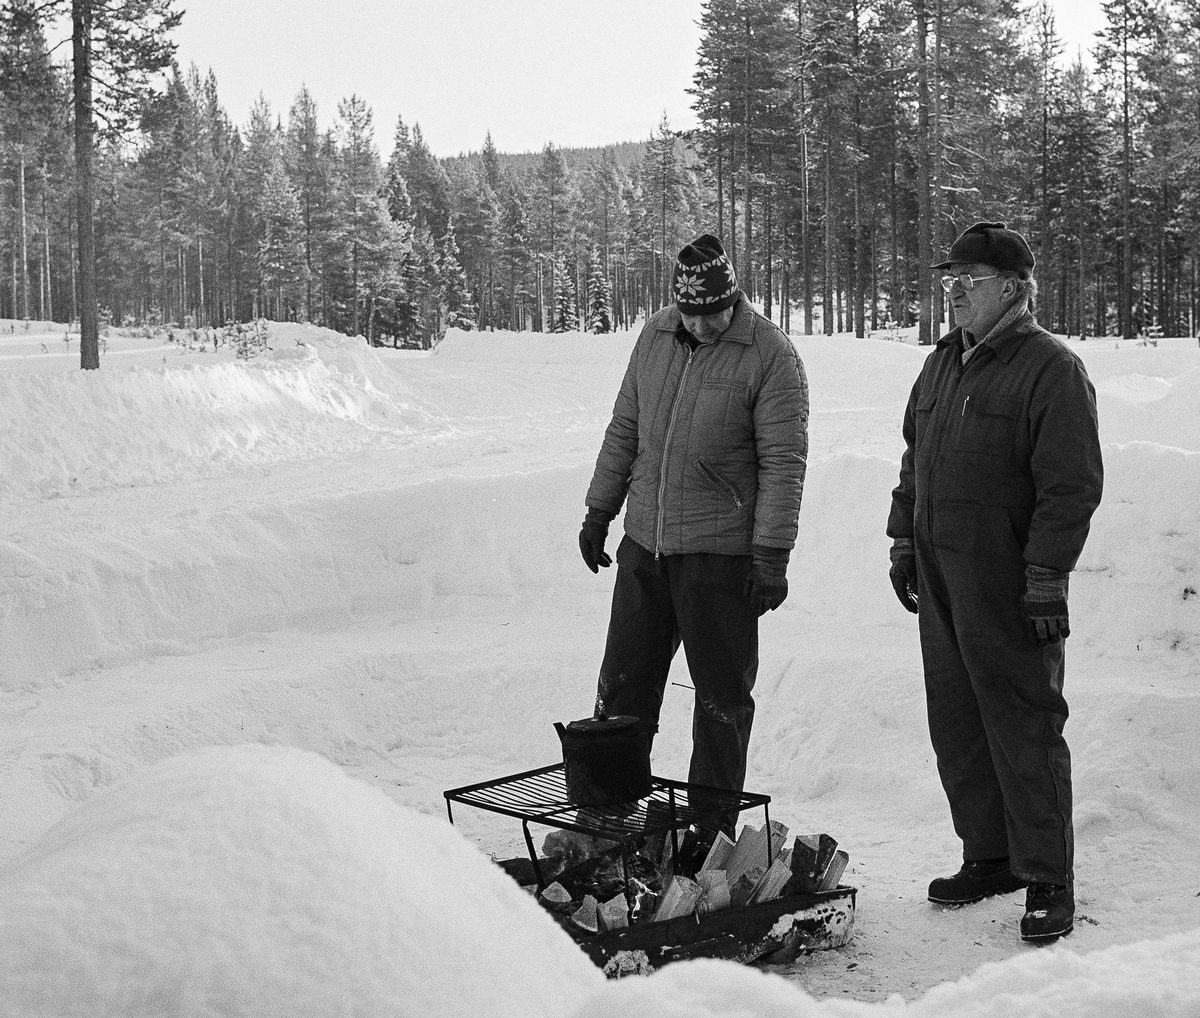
[578,233,809,839]
[887,222,1104,941]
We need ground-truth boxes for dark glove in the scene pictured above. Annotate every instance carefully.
[578,508,614,573]
[745,545,789,616]
[1022,564,1070,645]
[889,539,919,614]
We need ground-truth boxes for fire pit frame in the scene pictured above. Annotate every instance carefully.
[443,762,856,977]
[443,761,774,890]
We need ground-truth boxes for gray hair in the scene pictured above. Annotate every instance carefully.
[1001,273,1038,315]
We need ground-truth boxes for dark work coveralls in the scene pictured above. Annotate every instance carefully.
[887,312,1103,887]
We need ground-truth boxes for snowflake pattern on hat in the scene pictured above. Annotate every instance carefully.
[672,236,739,314]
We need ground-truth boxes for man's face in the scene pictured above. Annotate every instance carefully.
[680,307,734,342]
[946,263,1016,336]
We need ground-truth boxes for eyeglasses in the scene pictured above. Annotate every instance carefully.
[940,273,998,293]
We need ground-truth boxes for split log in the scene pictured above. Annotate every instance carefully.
[571,894,599,933]
[817,849,849,892]
[785,833,840,895]
[765,820,790,862]
[699,831,737,873]
[728,866,766,908]
[597,893,629,932]
[724,825,770,887]
[540,881,572,904]
[652,875,703,922]
[749,851,794,905]
[697,869,731,914]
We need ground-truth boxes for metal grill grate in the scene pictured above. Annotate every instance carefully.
[444,762,770,842]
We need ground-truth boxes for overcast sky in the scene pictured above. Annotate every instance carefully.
[173,0,1107,160]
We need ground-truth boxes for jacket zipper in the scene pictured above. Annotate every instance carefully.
[655,347,695,558]
[698,460,744,507]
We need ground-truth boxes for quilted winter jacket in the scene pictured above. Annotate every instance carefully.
[586,293,809,556]
[887,311,1103,572]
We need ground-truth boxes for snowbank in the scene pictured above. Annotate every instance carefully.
[0,324,430,500]
[570,930,1200,1016]
[0,743,602,1018]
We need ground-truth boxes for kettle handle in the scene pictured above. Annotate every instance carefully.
[553,722,567,742]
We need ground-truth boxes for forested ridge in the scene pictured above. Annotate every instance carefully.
[2,0,1198,353]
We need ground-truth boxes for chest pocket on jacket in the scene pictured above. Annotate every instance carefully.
[692,380,747,436]
[954,393,1020,455]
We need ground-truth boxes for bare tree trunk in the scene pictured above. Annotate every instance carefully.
[931,0,946,335]
[19,151,29,320]
[73,0,99,368]
[198,235,206,326]
[729,130,738,275]
[797,0,812,335]
[69,204,77,322]
[852,0,864,338]
[781,201,790,332]
[742,17,753,301]
[1120,9,1133,338]
[716,115,724,242]
[764,178,773,322]
[915,0,934,346]
[823,139,834,336]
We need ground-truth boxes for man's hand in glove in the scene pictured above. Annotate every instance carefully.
[578,508,614,573]
[1022,564,1070,645]
[745,546,789,616]
[889,539,919,614]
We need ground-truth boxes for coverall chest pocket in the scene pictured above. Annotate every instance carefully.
[914,392,937,447]
[954,393,1020,455]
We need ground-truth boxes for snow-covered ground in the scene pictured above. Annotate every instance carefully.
[1,316,1197,1016]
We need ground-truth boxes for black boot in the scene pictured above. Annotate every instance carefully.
[1020,883,1074,941]
[928,858,1027,904]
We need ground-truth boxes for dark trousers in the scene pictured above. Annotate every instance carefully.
[595,536,758,824]
[916,506,1074,887]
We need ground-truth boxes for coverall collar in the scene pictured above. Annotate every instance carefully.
[938,308,1038,364]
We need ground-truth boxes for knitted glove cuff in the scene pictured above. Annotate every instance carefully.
[890,538,915,564]
[1024,563,1069,602]
[752,544,790,577]
[584,507,615,530]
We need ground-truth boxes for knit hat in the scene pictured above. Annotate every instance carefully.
[673,234,739,315]
[932,221,1036,278]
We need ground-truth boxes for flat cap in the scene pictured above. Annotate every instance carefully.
[932,221,1035,278]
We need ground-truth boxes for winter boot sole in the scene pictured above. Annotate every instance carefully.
[1020,923,1074,942]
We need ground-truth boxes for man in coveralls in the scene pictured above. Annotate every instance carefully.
[887,222,1103,941]
[579,234,808,849]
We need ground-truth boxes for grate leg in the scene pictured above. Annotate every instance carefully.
[621,846,633,924]
[764,801,772,862]
[668,785,680,865]
[522,821,546,891]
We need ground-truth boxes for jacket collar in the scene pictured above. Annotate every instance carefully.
[657,291,754,346]
[937,308,1038,364]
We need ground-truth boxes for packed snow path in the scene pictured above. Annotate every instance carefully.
[0,320,1197,1013]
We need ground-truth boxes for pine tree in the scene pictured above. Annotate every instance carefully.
[286,86,337,324]
[551,253,579,332]
[0,3,62,321]
[334,95,408,340]
[498,180,533,330]
[438,233,476,332]
[585,245,613,333]
[68,0,182,367]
